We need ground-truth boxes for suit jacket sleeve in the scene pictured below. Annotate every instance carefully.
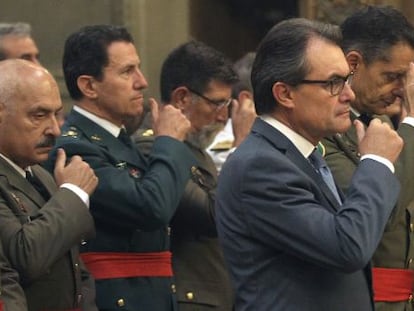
[0,186,94,281]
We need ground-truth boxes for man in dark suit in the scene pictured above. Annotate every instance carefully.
[44,25,196,311]
[0,59,98,310]
[321,7,414,310]
[132,40,238,310]
[216,18,403,311]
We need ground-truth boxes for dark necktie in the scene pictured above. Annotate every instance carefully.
[358,113,373,126]
[118,128,132,147]
[308,149,342,204]
[26,171,51,201]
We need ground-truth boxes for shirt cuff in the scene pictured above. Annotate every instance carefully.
[360,154,395,173]
[402,116,414,127]
[60,183,90,207]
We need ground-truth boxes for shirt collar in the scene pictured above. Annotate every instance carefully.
[73,106,123,137]
[260,115,315,158]
[0,153,29,178]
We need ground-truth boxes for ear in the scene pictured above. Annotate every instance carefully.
[170,86,192,111]
[345,50,363,72]
[237,90,253,103]
[272,82,295,109]
[77,75,98,99]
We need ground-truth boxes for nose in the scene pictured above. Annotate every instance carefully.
[133,68,148,90]
[31,57,41,66]
[340,83,355,102]
[216,104,229,122]
[45,115,61,137]
[391,87,404,99]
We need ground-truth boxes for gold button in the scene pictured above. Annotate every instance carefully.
[409,258,413,265]
[117,298,125,307]
[74,263,79,269]
[410,223,414,233]
[171,284,176,293]
[191,166,197,174]
[186,292,194,300]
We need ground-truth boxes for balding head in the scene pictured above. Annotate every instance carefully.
[0,59,56,108]
[0,59,62,168]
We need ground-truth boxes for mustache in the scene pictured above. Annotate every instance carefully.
[36,136,56,148]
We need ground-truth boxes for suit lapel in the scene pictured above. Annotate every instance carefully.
[252,118,341,211]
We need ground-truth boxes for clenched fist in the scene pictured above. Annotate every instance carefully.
[53,148,98,195]
[356,118,403,164]
[149,97,191,141]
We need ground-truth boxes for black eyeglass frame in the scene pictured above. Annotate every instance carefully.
[187,87,233,110]
[298,72,354,96]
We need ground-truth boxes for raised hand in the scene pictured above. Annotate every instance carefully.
[54,148,98,195]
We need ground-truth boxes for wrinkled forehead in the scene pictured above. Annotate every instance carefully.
[305,38,350,77]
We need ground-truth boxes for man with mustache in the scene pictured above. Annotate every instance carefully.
[0,59,98,310]
[322,6,414,310]
[132,40,238,310]
[44,25,196,311]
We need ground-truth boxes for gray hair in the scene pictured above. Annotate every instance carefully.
[0,23,32,60]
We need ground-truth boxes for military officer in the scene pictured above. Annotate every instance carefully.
[132,40,238,310]
[322,6,414,311]
[0,59,98,310]
[44,25,196,311]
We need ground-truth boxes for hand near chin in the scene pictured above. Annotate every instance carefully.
[404,62,414,116]
[149,97,191,141]
[355,118,403,164]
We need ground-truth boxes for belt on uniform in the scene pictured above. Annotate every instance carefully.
[81,251,173,279]
[372,267,414,302]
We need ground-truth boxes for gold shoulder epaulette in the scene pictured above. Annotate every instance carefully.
[141,129,154,137]
[61,127,78,138]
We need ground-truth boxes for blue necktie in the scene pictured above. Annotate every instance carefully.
[308,149,342,204]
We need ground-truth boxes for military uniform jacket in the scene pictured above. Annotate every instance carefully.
[134,132,234,310]
[0,157,96,311]
[45,110,197,311]
[323,114,414,311]
[0,241,27,311]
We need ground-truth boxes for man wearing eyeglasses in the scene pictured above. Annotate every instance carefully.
[216,17,403,311]
[130,40,238,310]
[321,6,414,311]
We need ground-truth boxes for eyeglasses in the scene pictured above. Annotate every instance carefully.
[187,87,232,110]
[298,73,354,96]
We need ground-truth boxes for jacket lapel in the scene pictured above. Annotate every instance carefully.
[252,118,341,211]
[0,158,47,207]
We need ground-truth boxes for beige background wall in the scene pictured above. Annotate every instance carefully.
[1,0,413,111]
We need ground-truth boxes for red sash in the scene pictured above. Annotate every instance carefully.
[372,267,414,302]
[81,251,173,280]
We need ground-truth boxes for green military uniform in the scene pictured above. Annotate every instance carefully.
[134,129,234,311]
[0,157,96,311]
[322,113,414,311]
[0,241,27,311]
[45,109,196,311]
